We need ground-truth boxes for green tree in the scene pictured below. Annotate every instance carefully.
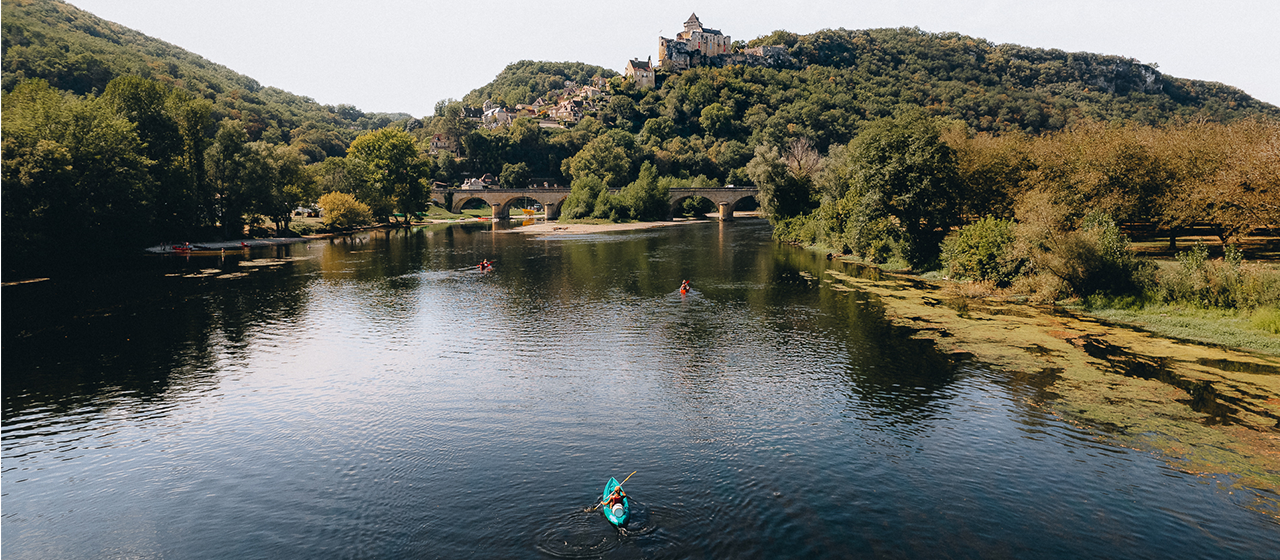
[746,143,816,222]
[830,113,963,267]
[2,79,152,266]
[699,103,734,138]
[348,127,431,224]
[435,152,461,185]
[248,143,317,234]
[499,162,531,188]
[617,161,670,221]
[101,75,213,237]
[563,130,642,188]
[640,116,676,145]
[941,216,1023,284]
[204,120,255,238]
[560,175,607,219]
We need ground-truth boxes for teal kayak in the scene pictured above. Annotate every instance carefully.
[601,477,629,526]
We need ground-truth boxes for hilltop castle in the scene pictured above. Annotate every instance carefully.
[650,14,794,77]
[659,13,733,70]
[627,14,794,87]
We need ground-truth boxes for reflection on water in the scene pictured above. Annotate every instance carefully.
[3,220,1278,559]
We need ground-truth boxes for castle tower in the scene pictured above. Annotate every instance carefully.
[683,13,703,34]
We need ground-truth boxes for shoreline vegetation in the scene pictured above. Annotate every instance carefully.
[823,255,1280,504]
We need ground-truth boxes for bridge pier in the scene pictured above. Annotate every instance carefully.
[718,202,733,221]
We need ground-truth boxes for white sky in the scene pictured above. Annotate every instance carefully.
[66,0,1280,117]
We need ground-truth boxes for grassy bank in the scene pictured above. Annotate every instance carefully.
[1072,302,1280,356]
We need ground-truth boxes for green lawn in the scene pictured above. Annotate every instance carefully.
[1072,302,1280,356]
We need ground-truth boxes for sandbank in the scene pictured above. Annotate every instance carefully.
[507,220,702,234]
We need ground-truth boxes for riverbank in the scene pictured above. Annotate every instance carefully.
[824,259,1280,502]
[141,217,734,254]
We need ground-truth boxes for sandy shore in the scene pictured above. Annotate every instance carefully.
[506,220,703,234]
[507,213,760,234]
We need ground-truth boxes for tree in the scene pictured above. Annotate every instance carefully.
[1160,119,1280,244]
[102,75,214,237]
[942,127,1028,219]
[317,191,373,229]
[822,112,963,268]
[204,120,254,238]
[940,216,1023,284]
[746,144,815,222]
[563,130,642,188]
[435,152,461,185]
[430,100,476,146]
[617,161,670,221]
[348,127,431,224]
[248,143,318,234]
[560,175,607,219]
[640,116,676,145]
[699,103,734,137]
[499,162,531,188]
[2,79,153,266]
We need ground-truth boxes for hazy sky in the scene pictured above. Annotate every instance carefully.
[67,0,1279,117]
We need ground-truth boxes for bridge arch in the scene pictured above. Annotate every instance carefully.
[451,195,493,214]
[431,187,757,222]
[665,188,760,221]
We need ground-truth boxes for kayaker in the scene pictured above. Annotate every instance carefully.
[680,280,690,293]
[605,486,627,509]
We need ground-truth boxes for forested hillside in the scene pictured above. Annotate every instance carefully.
[460,61,618,107]
[2,0,414,151]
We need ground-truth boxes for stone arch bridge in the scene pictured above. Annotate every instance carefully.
[430,187,760,221]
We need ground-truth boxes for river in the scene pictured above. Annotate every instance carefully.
[2,220,1276,559]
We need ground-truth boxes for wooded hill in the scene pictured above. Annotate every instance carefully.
[2,0,414,152]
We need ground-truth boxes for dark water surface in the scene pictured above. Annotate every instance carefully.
[3,220,1277,559]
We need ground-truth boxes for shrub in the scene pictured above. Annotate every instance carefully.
[1028,212,1153,297]
[317,191,373,229]
[290,222,316,236]
[941,216,1024,284]
[1008,272,1068,304]
[1158,245,1280,310]
[1252,307,1280,334]
[560,175,606,219]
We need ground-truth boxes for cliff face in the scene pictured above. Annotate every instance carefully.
[1093,60,1162,95]
[988,45,1164,95]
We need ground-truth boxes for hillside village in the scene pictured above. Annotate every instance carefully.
[437,13,792,175]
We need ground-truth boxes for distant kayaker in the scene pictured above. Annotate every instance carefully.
[680,280,690,293]
[479,259,491,270]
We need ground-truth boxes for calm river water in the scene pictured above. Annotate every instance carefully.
[3,220,1277,559]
